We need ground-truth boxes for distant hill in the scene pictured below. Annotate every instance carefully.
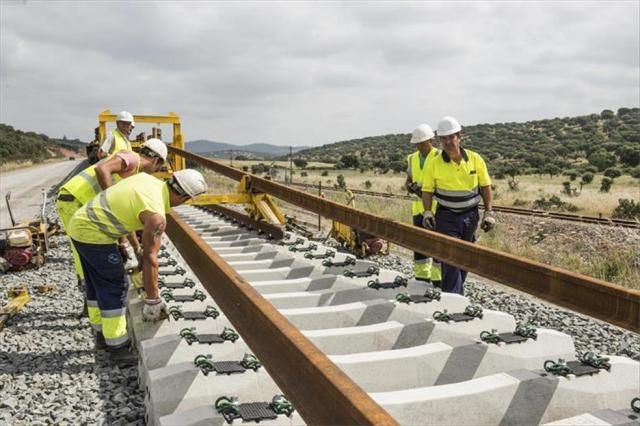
[0,123,86,165]
[187,140,310,158]
[294,108,640,176]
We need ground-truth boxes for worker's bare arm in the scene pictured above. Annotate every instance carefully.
[139,211,166,299]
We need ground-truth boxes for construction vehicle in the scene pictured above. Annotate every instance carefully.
[94,109,186,177]
[329,190,387,258]
[0,190,51,272]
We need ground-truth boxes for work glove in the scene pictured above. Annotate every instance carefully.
[480,210,496,232]
[117,243,130,262]
[142,298,169,322]
[422,211,436,230]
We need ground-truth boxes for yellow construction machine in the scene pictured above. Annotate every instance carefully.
[329,190,388,258]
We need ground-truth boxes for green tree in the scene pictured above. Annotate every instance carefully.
[587,150,616,171]
[336,174,346,189]
[339,154,359,169]
[293,159,308,168]
[600,177,614,193]
[603,167,622,179]
[581,172,594,185]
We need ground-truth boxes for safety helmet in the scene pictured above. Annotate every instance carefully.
[436,116,462,137]
[410,124,435,144]
[172,169,208,198]
[140,138,168,162]
[116,111,135,127]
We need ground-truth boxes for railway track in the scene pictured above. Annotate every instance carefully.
[131,205,640,425]
[123,147,640,425]
[284,181,640,229]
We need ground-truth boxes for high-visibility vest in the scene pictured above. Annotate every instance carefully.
[422,148,491,212]
[104,129,132,156]
[60,153,140,204]
[68,173,170,244]
[407,149,439,216]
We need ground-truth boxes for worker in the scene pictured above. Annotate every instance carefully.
[405,124,442,285]
[97,110,135,159]
[67,169,207,365]
[56,139,168,290]
[421,116,495,295]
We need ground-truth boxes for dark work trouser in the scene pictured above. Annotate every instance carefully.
[72,240,129,348]
[435,207,479,294]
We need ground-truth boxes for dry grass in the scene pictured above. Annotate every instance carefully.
[207,158,335,169]
[203,169,640,289]
[0,160,36,172]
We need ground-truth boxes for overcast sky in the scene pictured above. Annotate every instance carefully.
[1,1,638,147]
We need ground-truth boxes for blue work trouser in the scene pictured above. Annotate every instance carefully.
[435,207,479,295]
[72,240,130,348]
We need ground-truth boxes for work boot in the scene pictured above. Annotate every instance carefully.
[94,332,108,351]
[108,343,138,367]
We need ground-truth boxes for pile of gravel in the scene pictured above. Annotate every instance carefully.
[0,203,144,425]
[371,252,640,361]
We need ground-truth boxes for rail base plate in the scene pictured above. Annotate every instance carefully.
[238,402,278,422]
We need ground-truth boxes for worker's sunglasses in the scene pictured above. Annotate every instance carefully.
[168,177,189,197]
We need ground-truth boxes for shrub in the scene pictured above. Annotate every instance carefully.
[612,199,640,220]
[321,170,329,177]
[337,174,346,189]
[630,166,640,179]
[603,167,622,179]
[301,171,308,177]
[581,172,594,185]
[599,177,614,193]
[532,195,579,212]
[364,180,372,189]
[512,199,529,207]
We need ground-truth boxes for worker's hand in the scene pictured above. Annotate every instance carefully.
[422,211,436,230]
[117,243,130,262]
[409,183,422,197]
[142,298,169,322]
[480,210,496,232]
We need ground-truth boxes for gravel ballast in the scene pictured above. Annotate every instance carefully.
[0,203,144,425]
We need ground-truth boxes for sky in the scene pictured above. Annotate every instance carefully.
[1,1,639,147]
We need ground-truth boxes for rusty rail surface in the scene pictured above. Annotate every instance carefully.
[200,204,285,240]
[166,211,397,425]
[170,145,640,332]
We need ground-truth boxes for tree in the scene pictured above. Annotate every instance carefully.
[581,172,594,185]
[564,170,578,181]
[336,174,346,189]
[600,177,614,193]
[603,167,622,179]
[617,145,640,167]
[364,180,372,189]
[338,154,359,169]
[600,109,615,119]
[612,199,640,220]
[587,150,616,171]
[321,170,329,177]
[293,159,308,168]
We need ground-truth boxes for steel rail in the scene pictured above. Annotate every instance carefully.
[169,146,640,332]
[285,182,640,229]
[165,211,398,425]
[200,204,285,239]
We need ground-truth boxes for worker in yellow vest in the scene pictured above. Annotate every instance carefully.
[422,116,495,294]
[56,139,168,287]
[97,110,134,160]
[405,124,441,285]
[67,170,207,365]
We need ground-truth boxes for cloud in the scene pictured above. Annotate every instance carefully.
[1,0,638,146]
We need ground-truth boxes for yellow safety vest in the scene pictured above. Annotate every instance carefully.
[68,173,170,244]
[407,149,439,216]
[422,148,491,212]
[106,129,132,156]
[60,153,140,204]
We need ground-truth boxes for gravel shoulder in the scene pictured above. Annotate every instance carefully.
[0,201,144,425]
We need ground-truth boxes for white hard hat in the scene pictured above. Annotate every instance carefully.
[172,169,208,198]
[410,124,435,144]
[436,116,462,137]
[141,138,168,161]
[116,110,135,127]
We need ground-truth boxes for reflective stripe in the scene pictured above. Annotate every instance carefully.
[104,334,129,347]
[435,188,478,198]
[97,192,129,235]
[77,171,101,194]
[102,307,127,318]
[435,194,481,211]
[87,300,99,308]
[85,199,122,239]
[414,258,428,265]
